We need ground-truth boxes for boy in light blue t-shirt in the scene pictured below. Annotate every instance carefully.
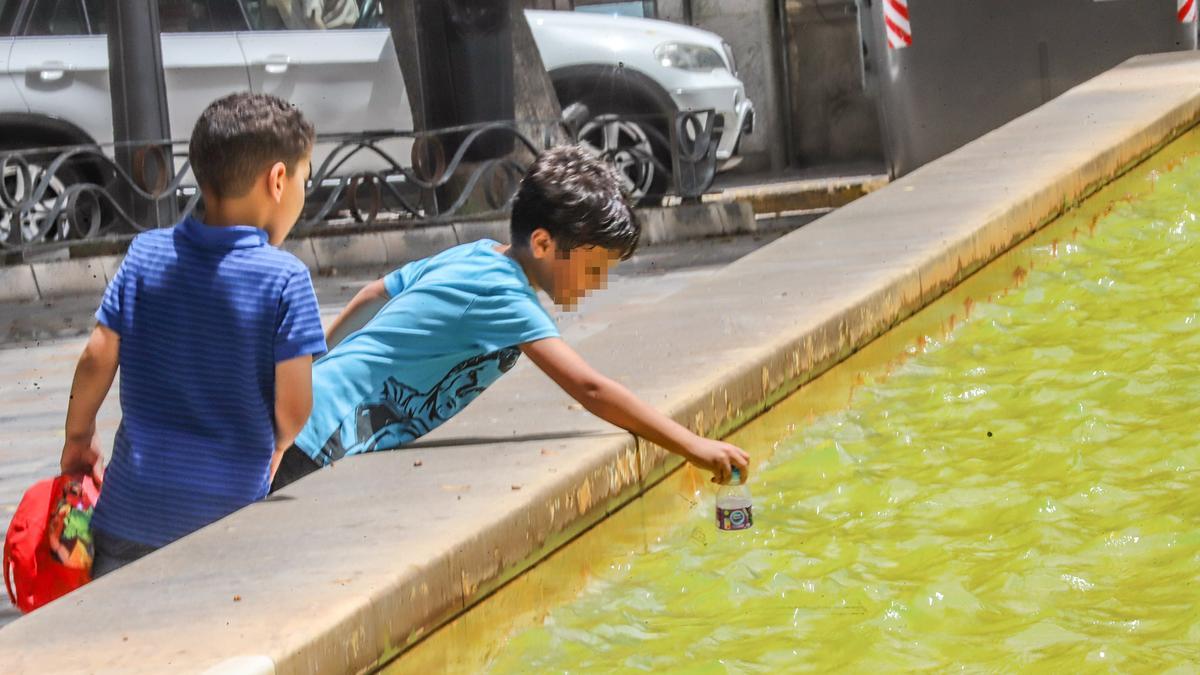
[270,146,749,491]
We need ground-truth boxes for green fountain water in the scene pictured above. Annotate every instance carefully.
[478,141,1200,673]
[385,130,1200,674]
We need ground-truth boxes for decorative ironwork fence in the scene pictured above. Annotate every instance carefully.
[0,109,722,255]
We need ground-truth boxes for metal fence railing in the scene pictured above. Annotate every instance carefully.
[0,109,722,256]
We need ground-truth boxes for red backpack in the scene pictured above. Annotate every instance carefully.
[4,474,99,614]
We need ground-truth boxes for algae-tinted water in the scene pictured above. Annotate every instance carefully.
[480,150,1200,672]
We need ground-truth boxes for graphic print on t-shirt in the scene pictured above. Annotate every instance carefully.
[318,347,522,461]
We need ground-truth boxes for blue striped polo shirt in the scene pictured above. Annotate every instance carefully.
[91,216,326,547]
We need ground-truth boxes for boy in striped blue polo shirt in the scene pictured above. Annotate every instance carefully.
[58,93,327,577]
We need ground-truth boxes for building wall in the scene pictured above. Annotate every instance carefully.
[685,0,788,173]
[784,0,883,167]
[656,0,688,21]
[631,0,884,171]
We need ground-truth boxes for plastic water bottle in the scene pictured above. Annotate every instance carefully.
[716,467,753,531]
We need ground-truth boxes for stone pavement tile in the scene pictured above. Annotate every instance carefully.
[30,256,116,299]
[0,267,40,304]
[381,224,458,266]
[310,233,389,273]
[453,219,510,245]
[281,237,319,271]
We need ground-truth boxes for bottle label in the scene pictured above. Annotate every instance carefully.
[716,505,753,531]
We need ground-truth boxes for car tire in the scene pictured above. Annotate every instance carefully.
[554,83,673,206]
[0,144,107,246]
[575,108,671,207]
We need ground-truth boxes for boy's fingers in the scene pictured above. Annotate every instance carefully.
[719,457,732,484]
[725,448,750,481]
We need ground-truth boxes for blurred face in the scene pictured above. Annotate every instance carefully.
[553,245,620,310]
[264,151,312,245]
[524,228,620,309]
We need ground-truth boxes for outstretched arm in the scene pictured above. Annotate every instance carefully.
[325,278,390,349]
[61,324,120,485]
[521,337,749,484]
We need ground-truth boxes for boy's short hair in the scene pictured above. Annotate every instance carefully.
[189,92,315,199]
[510,146,641,259]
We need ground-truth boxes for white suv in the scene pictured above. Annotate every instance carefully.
[0,1,753,237]
[529,9,753,199]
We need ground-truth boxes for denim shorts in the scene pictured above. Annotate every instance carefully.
[91,528,158,579]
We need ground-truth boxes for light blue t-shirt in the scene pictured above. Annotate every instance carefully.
[295,239,559,464]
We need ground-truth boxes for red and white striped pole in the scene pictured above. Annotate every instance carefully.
[885,0,913,49]
[1180,0,1198,23]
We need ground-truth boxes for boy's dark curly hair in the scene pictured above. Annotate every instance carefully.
[189,92,315,199]
[510,146,641,259]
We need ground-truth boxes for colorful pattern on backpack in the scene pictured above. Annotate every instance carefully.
[4,474,99,614]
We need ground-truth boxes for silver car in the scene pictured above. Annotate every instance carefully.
[0,0,412,240]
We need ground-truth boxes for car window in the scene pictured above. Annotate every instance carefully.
[0,0,20,35]
[24,0,87,36]
[574,1,655,18]
[161,0,249,31]
[82,0,249,34]
[242,0,382,30]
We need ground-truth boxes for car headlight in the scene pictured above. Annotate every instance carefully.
[654,42,727,72]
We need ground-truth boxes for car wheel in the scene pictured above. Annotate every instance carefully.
[0,158,103,246]
[572,106,672,207]
[576,116,662,204]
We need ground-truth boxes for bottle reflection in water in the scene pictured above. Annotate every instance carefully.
[716,467,752,531]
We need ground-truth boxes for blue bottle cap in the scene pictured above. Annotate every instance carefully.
[731,467,742,484]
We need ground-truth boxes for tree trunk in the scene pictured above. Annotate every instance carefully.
[383,0,566,217]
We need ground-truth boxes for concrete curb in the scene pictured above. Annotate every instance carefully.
[2,52,1198,674]
[703,173,889,216]
[1,204,754,303]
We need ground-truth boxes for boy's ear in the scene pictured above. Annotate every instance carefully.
[529,228,555,260]
[267,161,288,204]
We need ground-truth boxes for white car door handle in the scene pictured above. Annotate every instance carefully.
[29,62,68,82]
[262,55,291,75]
